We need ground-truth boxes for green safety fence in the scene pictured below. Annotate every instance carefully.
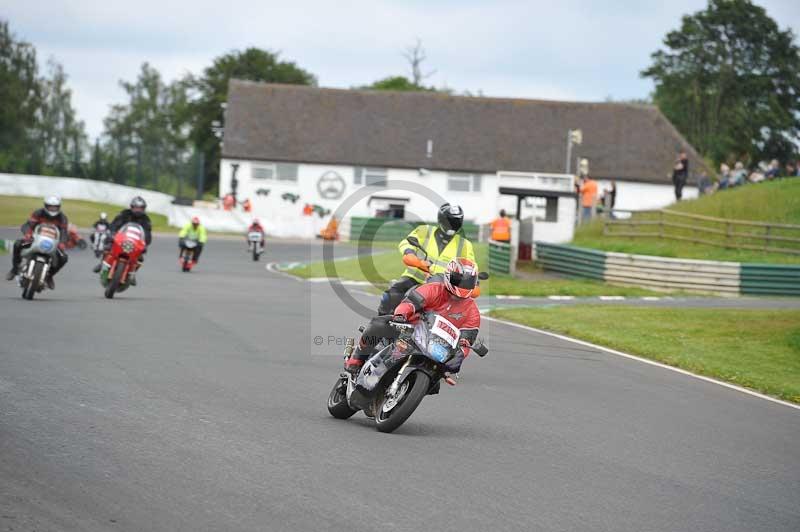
[488,241,513,275]
[535,242,606,281]
[740,263,800,296]
[349,217,479,244]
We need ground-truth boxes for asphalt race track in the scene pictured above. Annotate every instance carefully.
[1,235,798,532]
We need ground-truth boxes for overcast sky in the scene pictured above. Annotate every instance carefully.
[3,0,798,140]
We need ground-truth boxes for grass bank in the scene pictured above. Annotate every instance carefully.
[490,306,800,403]
[0,196,171,231]
[288,244,661,297]
[573,179,800,264]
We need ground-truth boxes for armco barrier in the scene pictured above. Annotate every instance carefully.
[741,264,800,296]
[535,243,606,281]
[488,241,513,275]
[534,242,800,296]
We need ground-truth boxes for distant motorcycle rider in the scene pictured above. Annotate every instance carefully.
[346,258,481,378]
[93,196,152,281]
[5,196,70,289]
[179,216,207,264]
[89,212,109,245]
[377,203,476,315]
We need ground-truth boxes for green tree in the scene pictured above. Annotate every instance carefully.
[102,63,192,189]
[33,59,88,176]
[0,20,40,173]
[642,0,800,165]
[188,48,317,194]
[361,75,437,92]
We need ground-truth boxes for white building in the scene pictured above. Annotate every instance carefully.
[219,81,705,241]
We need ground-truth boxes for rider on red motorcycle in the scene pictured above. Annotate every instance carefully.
[247,219,265,238]
[94,197,152,282]
[345,258,481,378]
[5,196,69,289]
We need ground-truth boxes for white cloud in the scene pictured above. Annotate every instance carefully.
[3,0,798,139]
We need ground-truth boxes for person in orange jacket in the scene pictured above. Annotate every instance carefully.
[490,209,511,242]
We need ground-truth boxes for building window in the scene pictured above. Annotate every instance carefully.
[252,163,298,183]
[526,196,559,222]
[276,163,298,182]
[448,173,481,192]
[252,165,274,180]
[355,167,387,187]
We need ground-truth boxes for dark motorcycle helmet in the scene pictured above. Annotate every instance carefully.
[130,196,147,214]
[437,203,464,236]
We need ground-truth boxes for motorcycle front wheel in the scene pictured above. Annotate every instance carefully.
[21,262,43,300]
[327,376,357,419]
[375,371,431,433]
[105,263,124,299]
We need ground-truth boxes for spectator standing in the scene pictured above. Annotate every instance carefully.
[784,162,796,178]
[672,151,689,200]
[490,210,511,242]
[578,176,598,223]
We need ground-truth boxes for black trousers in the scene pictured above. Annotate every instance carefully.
[353,315,400,362]
[673,177,686,200]
[179,242,204,262]
[11,239,68,276]
[377,276,419,315]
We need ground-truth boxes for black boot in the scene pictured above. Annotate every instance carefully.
[6,266,18,281]
[45,274,55,290]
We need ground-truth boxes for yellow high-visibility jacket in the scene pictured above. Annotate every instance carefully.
[398,225,476,283]
[179,223,208,244]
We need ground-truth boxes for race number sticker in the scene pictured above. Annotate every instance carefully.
[432,315,460,348]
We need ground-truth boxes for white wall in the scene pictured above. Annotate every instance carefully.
[0,173,249,233]
[0,173,175,215]
[219,159,579,241]
[596,180,698,211]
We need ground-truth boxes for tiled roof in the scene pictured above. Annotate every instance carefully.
[223,80,705,184]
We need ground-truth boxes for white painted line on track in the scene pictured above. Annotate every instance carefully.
[265,262,304,281]
[548,295,575,300]
[483,315,800,412]
[495,295,522,300]
[599,296,626,300]
[641,296,661,301]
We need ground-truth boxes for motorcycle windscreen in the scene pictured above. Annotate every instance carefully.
[415,315,460,363]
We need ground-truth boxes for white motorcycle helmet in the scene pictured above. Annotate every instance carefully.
[44,196,62,217]
[100,212,108,220]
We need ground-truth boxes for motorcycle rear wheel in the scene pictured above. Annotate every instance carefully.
[252,247,259,261]
[105,263,124,299]
[327,376,357,419]
[375,371,430,433]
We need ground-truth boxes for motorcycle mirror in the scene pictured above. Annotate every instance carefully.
[478,272,490,280]
[472,339,489,357]
[406,236,421,248]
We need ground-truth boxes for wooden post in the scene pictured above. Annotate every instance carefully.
[658,210,664,239]
[726,222,732,249]
[765,225,771,251]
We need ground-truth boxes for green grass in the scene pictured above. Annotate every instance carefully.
[0,195,171,231]
[490,306,800,403]
[288,243,662,297]
[573,179,800,264]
